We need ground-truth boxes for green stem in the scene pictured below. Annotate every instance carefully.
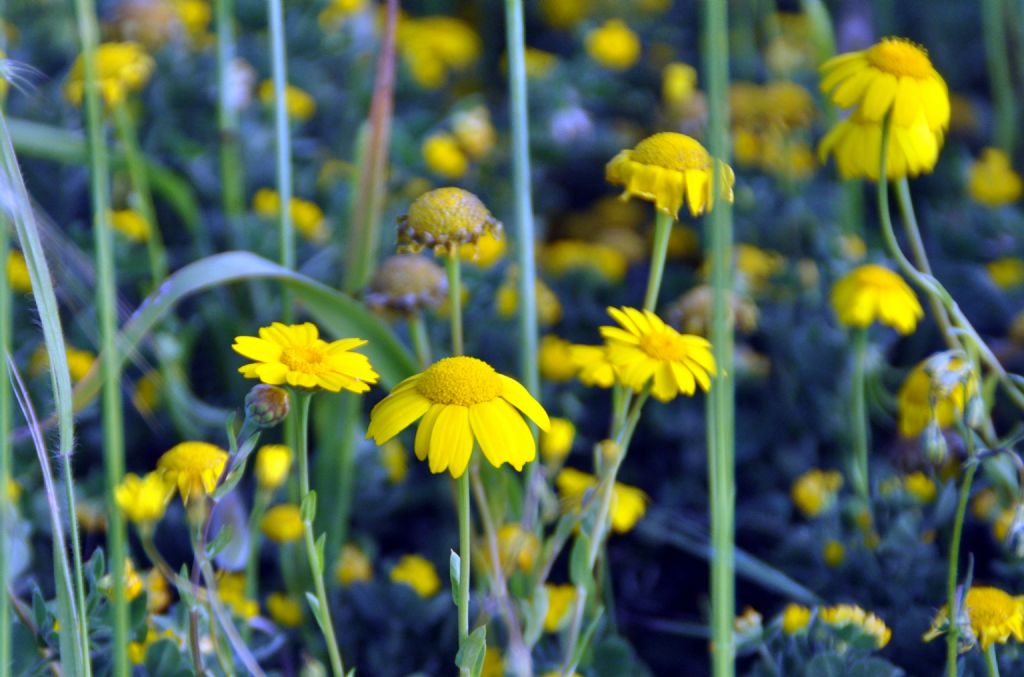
[850,328,870,503]
[409,311,433,368]
[982,0,1016,154]
[214,0,245,222]
[296,392,346,676]
[457,472,472,677]
[112,100,168,288]
[446,253,464,356]
[243,488,271,642]
[70,0,123,669]
[946,461,978,677]
[704,0,735,674]
[645,211,673,312]
[267,0,294,327]
[986,644,1001,677]
[0,202,9,673]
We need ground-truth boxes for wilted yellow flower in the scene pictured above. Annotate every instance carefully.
[819,604,891,648]
[987,257,1024,289]
[65,42,154,107]
[607,132,735,219]
[540,240,628,282]
[460,231,505,269]
[379,439,408,483]
[258,80,315,121]
[452,106,495,160]
[217,571,258,619]
[969,148,1022,207]
[255,444,292,491]
[398,187,502,256]
[585,19,640,71]
[897,354,975,438]
[390,554,440,598]
[496,277,562,326]
[543,583,577,632]
[830,264,922,334]
[397,16,480,89]
[232,321,379,393]
[422,133,469,180]
[109,209,150,242]
[157,441,229,504]
[252,189,329,242]
[541,418,575,464]
[367,356,550,478]
[662,62,697,109]
[366,254,448,316]
[823,540,846,567]
[924,586,1024,651]
[336,544,373,586]
[556,467,648,533]
[781,604,812,634]
[790,469,843,517]
[260,504,304,543]
[819,109,941,181]
[318,0,366,30]
[131,370,162,416]
[266,592,303,627]
[904,471,937,503]
[115,472,171,525]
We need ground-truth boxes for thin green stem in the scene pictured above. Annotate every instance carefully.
[267,0,294,327]
[704,0,735,674]
[850,328,870,503]
[457,472,472,677]
[0,208,9,673]
[946,461,978,677]
[645,211,673,312]
[243,488,271,642]
[982,0,1016,154]
[986,644,1001,677]
[70,0,124,669]
[446,253,464,356]
[214,0,244,222]
[409,310,433,368]
[296,392,345,676]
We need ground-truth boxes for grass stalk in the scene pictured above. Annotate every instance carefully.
[849,328,870,503]
[456,472,471,677]
[644,211,674,312]
[703,1,736,674]
[215,0,245,222]
[0,189,10,674]
[982,0,1016,154]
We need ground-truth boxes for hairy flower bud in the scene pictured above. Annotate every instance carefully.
[244,384,291,428]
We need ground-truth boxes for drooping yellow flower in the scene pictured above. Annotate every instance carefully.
[897,354,975,438]
[115,472,171,525]
[336,544,373,586]
[398,187,502,256]
[260,504,304,543]
[969,148,1023,207]
[131,370,162,416]
[830,264,922,334]
[379,439,408,483]
[607,132,735,219]
[266,592,303,627]
[543,583,577,632]
[540,418,575,464]
[904,471,937,503]
[556,467,648,533]
[539,240,628,283]
[781,604,812,634]
[109,209,151,242]
[252,189,329,242]
[156,441,229,504]
[367,356,550,478]
[662,62,697,109]
[258,80,316,122]
[924,586,1024,651]
[538,335,578,383]
[460,231,506,268]
[569,344,616,389]
[451,106,496,160]
[819,109,941,180]
[987,257,1024,289]
[819,604,891,648]
[366,254,448,315]
[6,250,32,293]
[254,444,292,491]
[217,571,258,619]
[585,19,640,71]
[232,322,379,393]
[390,554,440,598]
[422,133,469,179]
[790,469,843,517]
[600,306,716,402]
[65,42,154,107]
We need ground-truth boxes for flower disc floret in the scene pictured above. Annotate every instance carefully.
[157,441,228,504]
[366,356,550,478]
[606,132,735,218]
[830,264,923,334]
[233,322,379,393]
[397,187,502,255]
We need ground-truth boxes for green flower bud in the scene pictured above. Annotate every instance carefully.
[923,420,947,465]
[244,384,290,428]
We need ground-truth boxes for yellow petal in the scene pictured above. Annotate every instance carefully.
[498,375,550,430]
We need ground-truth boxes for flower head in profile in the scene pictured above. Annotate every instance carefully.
[365,254,448,315]
[830,264,923,334]
[924,586,1024,652]
[969,148,1023,207]
[606,132,735,219]
[819,109,941,180]
[600,307,716,402]
[897,353,976,438]
[556,467,648,533]
[65,42,154,107]
[232,322,379,393]
[115,472,172,525]
[397,187,502,256]
[157,441,228,504]
[366,356,550,478]
[390,554,440,598]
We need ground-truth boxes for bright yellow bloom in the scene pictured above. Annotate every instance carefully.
[7,250,31,293]
[819,109,940,180]
[254,444,292,491]
[897,354,975,438]
[460,231,506,269]
[379,439,408,483]
[830,264,922,334]
[398,187,502,256]
[662,62,697,108]
[258,80,315,121]
[607,132,735,219]
[585,19,640,71]
[569,344,616,389]
[600,306,716,402]
[390,554,440,598]
[252,189,329,242]
[65,42,154,107]
[540,418,575,464]
[987,257,1024,289]
[496,277,563,326]
[232,321,379,393]
[367,356,550,478]
[266,592,303,627]
[260,504,304,543]
[109,209,150,242]
[422,133,469,179]
[924,586,1024,651]
[131,370,162,416]
[819,604,891,648]
[544,583,577,632]
[366,254,448,314]
[904,471,937,503]
[790,469,843,517]
[217,571,258,619]
[823,540,846,567]
[556,467,648,533]
[451,106,495,160]
[115,472,171,525]
[969,148,1023,207]
[157,441,228,504]
[336,544,373,586]
[539,240,628,282]
[781,604,812,634]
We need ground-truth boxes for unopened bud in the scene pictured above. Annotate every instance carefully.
[923,420,948,465]
[245,385,291,428]
[966,394,986,431]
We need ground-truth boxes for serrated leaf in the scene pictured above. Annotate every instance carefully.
[455,626,487,677]
[450,550,461,606]
[301,491,319,523]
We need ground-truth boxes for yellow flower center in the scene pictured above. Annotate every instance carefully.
[403,187,496,241]
[629,132,711,171]
[639,330,689,361]
[866,38,932,78]
[281,345,327,374]
[416,356,503,406]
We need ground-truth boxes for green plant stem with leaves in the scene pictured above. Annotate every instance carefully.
[849,328,871,503]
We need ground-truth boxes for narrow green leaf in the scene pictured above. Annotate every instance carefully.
[301,491,319,523]
[449,550,460,606]
[315,533,327,573]
[455,625,487,677]
[206,526,234,560]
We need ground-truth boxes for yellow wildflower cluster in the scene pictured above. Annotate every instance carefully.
[65,42,154,107]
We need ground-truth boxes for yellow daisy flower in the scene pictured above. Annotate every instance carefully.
[924,586,1024,651]
[115,472,172,525]
[897,354,975,438]
[819,109,941,180]
[397,187,502,256]
[232,321,379,393]
[600,306,716,402]
[556,467,648,533]
[254,444,292,491]
[781,604,812,634]
[157,441,228,504]
[830,264,923,334]
[585,19,641,71]
[366,356,550,478]
[790,469,843,517]
[569,344,618,389]
[266,592,303,627]
[819,604,891,648]
[65,42,154,107]
[969,148,1023,207]
[606,132,735,219]
[390,554,440,598]
[260,504,304,543]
